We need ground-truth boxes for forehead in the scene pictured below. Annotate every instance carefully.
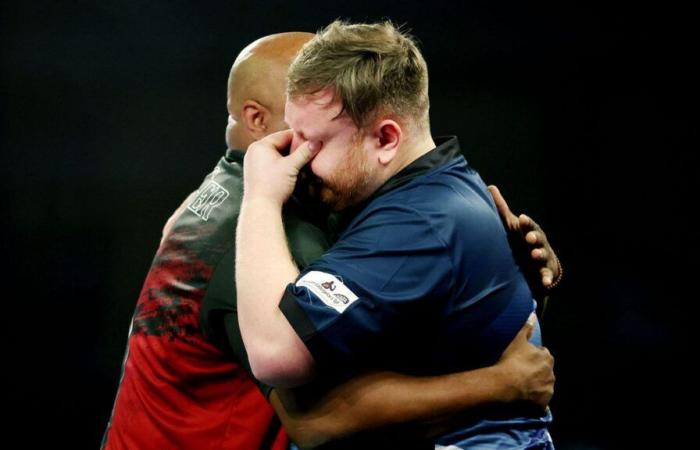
[284,89,353,136]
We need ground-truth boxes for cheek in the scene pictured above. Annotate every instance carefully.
[268,115,290,135]
[309,155,327,179]
[225,121,234,148]
[311,142,353,178]
[310,149,342,180]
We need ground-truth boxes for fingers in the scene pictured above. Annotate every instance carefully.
[531,246,547,261]
[519,214,560,286]
[488,185,519,231]
[541,346,555,372]
[527,312,537,326]
[259,129,294,151]
[526,312,536,339]
[540,267,554,287]
[487,185,508,213]
[287,140,321,172]
[521,215,546,251]
[519,214,543,237]
[526,231,541,246]
[515,312,536,341]
[520,215,549,247]
[545,347,555,368]
[518,213,533,230]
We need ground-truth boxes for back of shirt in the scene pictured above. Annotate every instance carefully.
[102,150,287,450]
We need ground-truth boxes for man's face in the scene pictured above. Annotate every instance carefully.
[285,89,375,210]
[225,90,237,150]
[225,113,235,149]
[225,86,290,150]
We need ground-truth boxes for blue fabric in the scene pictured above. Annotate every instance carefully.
[282,139,552,448]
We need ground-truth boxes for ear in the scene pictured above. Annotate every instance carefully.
[241,100,271,140]
[372,119,402,166]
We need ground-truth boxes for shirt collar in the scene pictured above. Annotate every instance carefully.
[330,136,463,237]
[225,148,245,165]
[371,136,462,199]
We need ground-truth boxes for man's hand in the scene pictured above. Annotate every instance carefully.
[243,129,320,207]
[237,129,318,387]
[488,185,562,289]
[497,314,555,409]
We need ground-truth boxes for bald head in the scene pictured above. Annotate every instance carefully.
[226,32,314,150]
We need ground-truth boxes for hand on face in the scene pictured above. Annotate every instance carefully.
[243,129,320,207]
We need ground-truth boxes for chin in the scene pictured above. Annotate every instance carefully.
[322,188,356,211]
[319,187,339,210]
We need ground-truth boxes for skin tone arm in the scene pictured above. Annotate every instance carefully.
[270,314,554,449]
[488,185,562,318]
[236,130,319,387]
[267,188,561,447]
[236,132,563,388]
[237,129,566,444]
[488,185,562,289]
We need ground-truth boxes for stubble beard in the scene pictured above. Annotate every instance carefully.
[319,139,374,211]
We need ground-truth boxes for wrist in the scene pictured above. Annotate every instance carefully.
[242,193,284,211]
[485,363,519,404]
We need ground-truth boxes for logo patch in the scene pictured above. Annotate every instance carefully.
[188,181,229,221]
[296,271,359,313]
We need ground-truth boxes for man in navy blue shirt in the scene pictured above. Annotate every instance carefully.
[237,21,557,448]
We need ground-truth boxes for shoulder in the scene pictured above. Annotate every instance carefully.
[378,163,502,243]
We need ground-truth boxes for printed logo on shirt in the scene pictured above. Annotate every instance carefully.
[296,271,359,313]
[188,181,229,221]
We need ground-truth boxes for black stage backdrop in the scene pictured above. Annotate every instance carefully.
[2,1,694,448]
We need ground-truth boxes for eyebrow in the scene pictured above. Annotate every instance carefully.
[284,101,344,139]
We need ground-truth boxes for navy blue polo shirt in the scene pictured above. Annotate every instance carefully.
[281,137,552,448]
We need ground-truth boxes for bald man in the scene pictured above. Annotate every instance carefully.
[101,32,560,450]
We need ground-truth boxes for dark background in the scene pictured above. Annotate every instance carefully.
[2,1,694,448]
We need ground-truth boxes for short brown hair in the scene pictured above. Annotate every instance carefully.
[287,20,429,130]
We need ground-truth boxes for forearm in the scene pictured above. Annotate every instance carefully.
[271,365,516,448]
[236,197,314,386]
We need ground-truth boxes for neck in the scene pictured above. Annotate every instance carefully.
[390,132,435,177]
[362,132,434,200]
[230,124,255,151]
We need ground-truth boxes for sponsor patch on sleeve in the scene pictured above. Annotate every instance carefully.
[296,271,359,313]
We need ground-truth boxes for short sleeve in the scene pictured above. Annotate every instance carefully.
[279,205,452,370]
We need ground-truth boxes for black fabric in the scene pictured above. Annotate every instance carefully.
[198,148,331,398]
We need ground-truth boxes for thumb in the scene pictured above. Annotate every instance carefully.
[488,185,518,231]
[540,267,554,287]
[520,312,536,340]
[287,141,320,172]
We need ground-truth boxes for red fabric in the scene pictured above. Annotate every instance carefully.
[103,334,287,450]
[103,230,288,449]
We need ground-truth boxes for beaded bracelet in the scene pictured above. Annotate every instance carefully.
[545,253,563,290]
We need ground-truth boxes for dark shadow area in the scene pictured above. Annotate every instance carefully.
[2,1,693,447]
